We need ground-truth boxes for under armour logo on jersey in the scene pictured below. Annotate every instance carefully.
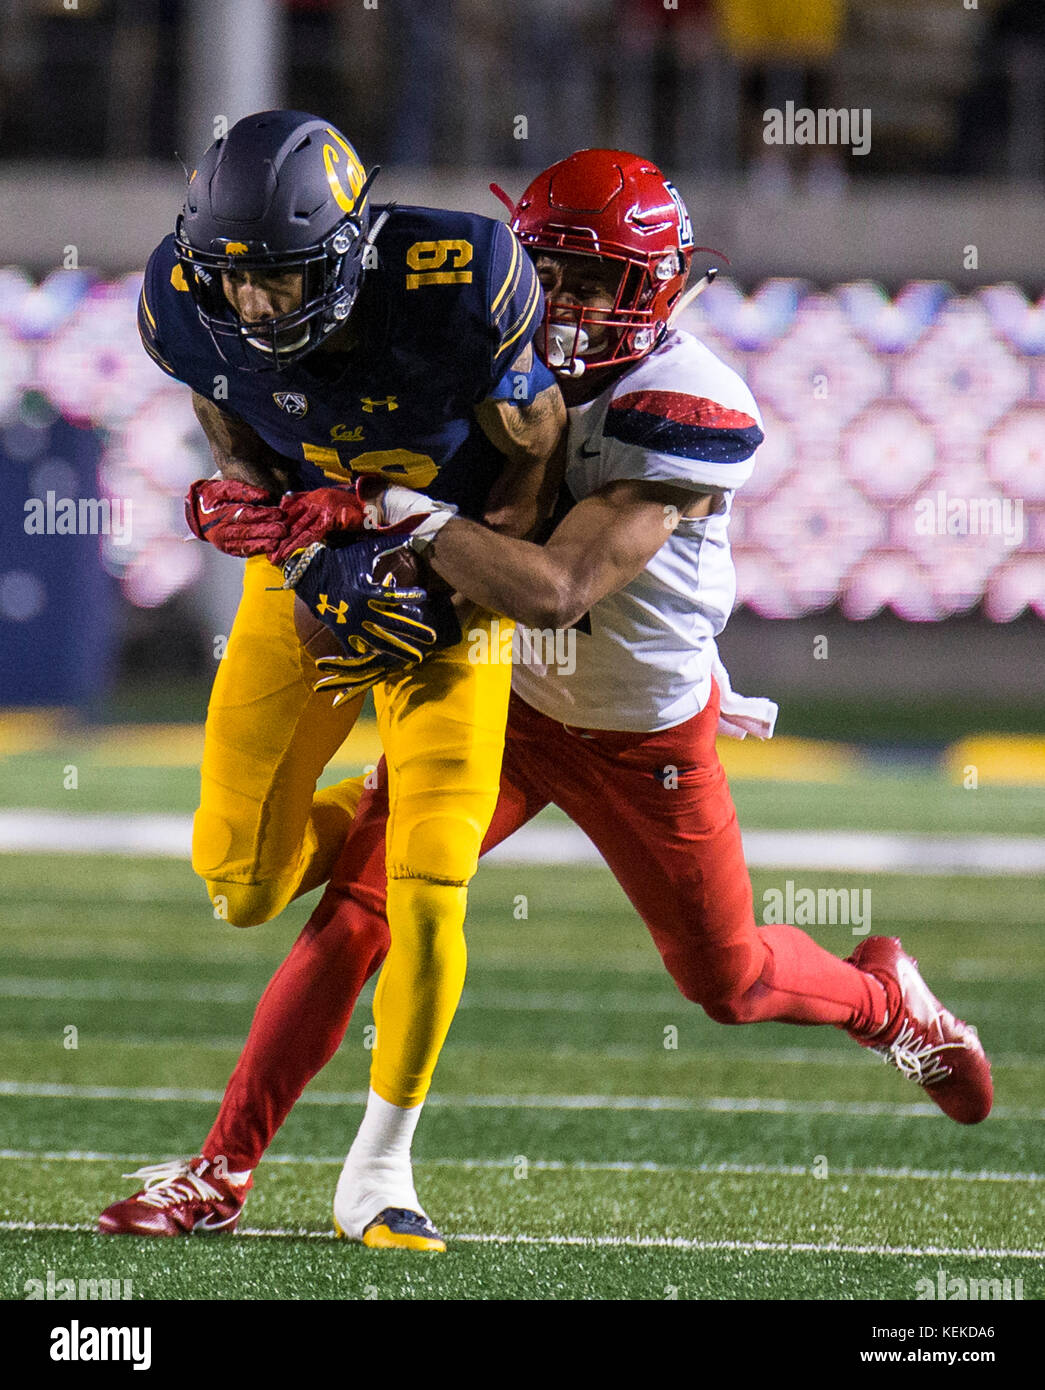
[272,392,309,417]
[360,396,398,413]
[316,594,349,623]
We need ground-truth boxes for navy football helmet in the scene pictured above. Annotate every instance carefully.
[175,110,379,370]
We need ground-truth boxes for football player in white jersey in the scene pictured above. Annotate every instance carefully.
[99,151,991,1248]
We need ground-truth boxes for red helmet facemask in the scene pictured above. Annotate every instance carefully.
[505,149,702,377]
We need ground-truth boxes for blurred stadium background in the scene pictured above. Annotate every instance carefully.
[2,0,1043,731]
[0,0,1042,1302]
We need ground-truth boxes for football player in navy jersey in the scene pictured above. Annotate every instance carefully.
[102,149,990,1251]
[130,110,565,1250]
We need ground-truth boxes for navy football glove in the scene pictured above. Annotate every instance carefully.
[282,534,461,705]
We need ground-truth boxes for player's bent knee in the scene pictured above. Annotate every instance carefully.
[205,878,294,928]
[387,815,483,887]
[675,970,766,1025]
[697,968,772,1025]
[671,940,768,1023]
[700,993,763,1026]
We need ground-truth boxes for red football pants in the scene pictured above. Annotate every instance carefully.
[204,683,885,1170]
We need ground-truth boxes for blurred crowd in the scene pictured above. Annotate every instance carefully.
[3,264,1042,624]
[0,0,1043,179]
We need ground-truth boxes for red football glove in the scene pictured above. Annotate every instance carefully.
[266,485,371,566]
[185,478,289,557]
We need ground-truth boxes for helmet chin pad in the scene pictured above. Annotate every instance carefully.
[536,280,664,377]
[177,234,363,371]
[245,326,313,357]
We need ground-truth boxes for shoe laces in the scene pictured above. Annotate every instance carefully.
[870,1017,956,1087]
[122,1159,225,1209]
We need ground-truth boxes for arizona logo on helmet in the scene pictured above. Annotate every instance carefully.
[663,181,694,249]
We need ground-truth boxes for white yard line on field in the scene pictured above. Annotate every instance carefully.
[0,1218,1040,1260]
[2,1028,1042,1069]
[0,1149,1040,1184]
[451,1234,1045,1259]
[0,977,260,1004]
[0,813,192,857]
[0,1079,1041,1120]
[3,810,1045,875]
[0,976,1031,1045]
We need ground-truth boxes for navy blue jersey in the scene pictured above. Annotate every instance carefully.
[138,206,554,520]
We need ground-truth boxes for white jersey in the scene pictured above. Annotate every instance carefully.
[512,329,764,732]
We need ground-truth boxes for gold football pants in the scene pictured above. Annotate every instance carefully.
[192,557,366,926]
[193,555,512,1106]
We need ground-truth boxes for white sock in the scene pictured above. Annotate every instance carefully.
[334,1088,426,1239]
[349,1088,424,1162]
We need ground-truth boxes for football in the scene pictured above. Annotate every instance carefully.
[371,541,424,592]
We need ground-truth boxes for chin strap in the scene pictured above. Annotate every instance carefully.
[362,205,391,255]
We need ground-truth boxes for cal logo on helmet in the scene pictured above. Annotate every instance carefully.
[273,392,309,417]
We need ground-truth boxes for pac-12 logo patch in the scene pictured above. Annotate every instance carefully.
[273,392,309,417]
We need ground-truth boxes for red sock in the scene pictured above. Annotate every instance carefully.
[713,924,889,1033]
[203,777,393,1172]
[202,884,388,1172]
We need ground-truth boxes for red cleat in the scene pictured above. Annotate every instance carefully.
[98,1157,250,1236]
[846,936,993,1124]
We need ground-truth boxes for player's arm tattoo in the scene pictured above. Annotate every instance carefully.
[425,477,715,631]
[191,392,294,495]
[473,375,567,539]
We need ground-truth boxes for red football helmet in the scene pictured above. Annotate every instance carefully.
[509,149,697,376]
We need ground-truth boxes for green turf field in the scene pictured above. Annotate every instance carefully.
[3,742,1045,834]
[0,769,1042,1301]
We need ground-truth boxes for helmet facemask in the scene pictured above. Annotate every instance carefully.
[175,212,372,372]
[531,245,685,378]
